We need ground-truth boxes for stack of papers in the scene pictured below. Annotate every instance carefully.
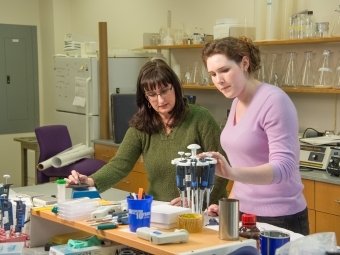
[299,135,340,145]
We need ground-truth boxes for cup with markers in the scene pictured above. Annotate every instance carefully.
[126,188,153,232]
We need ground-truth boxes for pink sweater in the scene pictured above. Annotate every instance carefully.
[221,83,306,216]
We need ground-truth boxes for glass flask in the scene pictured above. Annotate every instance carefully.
[331,5,340,37]
[183,65,192,84]
[192,61,200,84]
[268,53,280,86]
[333,51,340,89]
[315,50,334,89]
[281,52,298,87]
[256,53,267,83]
[297,51,315,88]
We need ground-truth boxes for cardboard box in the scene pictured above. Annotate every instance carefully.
[49,243,126,255]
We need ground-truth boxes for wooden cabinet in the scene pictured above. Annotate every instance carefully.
[301,179,340,243]
[94,143,149,193]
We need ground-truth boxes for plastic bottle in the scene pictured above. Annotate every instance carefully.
[239,214,261,250]
[56,179,66,203]
[305,11,315,38]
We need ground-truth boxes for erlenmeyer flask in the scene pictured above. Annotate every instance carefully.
[184,65,192,84]
[331,5,340,37]
[268,53,280,86]
[297,51,314,88]
[256,53,267,83]
[332,51,340,89]
[281,52,298,87]
[315,50,334,89]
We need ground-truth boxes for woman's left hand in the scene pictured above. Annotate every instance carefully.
[198,151,232,179]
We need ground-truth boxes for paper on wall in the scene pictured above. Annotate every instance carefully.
[72,77,86,107]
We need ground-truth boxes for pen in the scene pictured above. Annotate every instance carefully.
[138,188,143,200]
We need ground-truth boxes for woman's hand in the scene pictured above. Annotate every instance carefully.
[198,151,232,179]
[65,170,92,187]
[207,204,219,217]
[169,197,189,208]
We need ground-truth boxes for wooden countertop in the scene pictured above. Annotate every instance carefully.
[31,210,255,255]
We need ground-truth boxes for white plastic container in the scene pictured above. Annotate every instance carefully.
[56,179,66,203]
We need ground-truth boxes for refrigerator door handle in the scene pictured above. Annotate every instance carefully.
[86,77,92,116]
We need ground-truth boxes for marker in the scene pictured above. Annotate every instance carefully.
[138,188,143,200]
[95,223,117,230]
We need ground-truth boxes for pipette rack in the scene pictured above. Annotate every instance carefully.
[0,228,28,243]
[171,144,217,214]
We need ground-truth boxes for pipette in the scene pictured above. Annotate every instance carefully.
[14,197,26,236]
[190,159,198,213]
[0,194,13,237]
[205,153,216,208]
[176,165,186,207]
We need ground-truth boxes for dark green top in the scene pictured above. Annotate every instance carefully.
[91,104,228,205]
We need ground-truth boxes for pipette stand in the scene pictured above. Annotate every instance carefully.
[171,144,217,214]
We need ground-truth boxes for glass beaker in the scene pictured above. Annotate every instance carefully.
[256,53,267,83]
[332,51,340,89]
[281,52,298,87]
[183,65,192,84]
[268,53,281,86]
[331,5,340,37]
[315,50,334,89]
[297,51,315,88]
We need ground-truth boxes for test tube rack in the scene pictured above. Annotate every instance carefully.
[0,228,29,243]
[171,144,217,214]
[57,197,99,221]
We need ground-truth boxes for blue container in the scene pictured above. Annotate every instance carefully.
[126,195,153,232]
[260,230,290,255]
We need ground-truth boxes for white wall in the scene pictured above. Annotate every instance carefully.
[0,0,339,187]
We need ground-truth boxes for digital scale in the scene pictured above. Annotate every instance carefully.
[299,144,340,176]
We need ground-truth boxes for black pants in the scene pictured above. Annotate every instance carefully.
[240,207,309,236]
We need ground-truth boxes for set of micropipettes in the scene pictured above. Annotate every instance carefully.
[171,144,217,214]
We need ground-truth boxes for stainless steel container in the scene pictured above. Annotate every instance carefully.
[218,198,239,240]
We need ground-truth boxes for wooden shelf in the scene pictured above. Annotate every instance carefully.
[182,84,340,94]
[143,37,340,50]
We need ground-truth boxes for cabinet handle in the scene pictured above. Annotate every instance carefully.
[101,155,110,158]
[335,199,340,203]
[122,181,130,184]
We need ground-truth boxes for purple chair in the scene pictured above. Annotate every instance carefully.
[35,125,106,184]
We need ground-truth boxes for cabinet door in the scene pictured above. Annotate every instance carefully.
[302,179,315,210]
[308,209,315,234]
[315,211,340,245]
[315,182,340,216]
[94,144,117,163]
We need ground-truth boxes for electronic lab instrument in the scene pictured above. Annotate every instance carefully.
[136,227,189,244]
[90,204,122,219]
[171,144,217,214]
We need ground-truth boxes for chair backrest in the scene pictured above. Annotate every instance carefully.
[35,125,72,162]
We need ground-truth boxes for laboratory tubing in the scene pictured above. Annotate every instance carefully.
[56,179,66,203]
[239,214,261,250]
[305,11,315,38]
[219,198,239,240]
[315,49,334,89]
[297,51,315,87]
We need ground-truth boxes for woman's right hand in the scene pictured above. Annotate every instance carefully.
[65,170,90,187]
[207,204,219,217]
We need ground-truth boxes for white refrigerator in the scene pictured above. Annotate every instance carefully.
[54,55,150,146]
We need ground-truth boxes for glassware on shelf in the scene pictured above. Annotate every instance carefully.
[315,50,334,89]
[256,53,267,83]
[305,11,315,38]
[315,22,329,38]
[297,51,315,88]
[192,61,200,84]
[332,51,340,89]
[268,53,280,86]
[183,65,192,84]
[331,5,340,37]
[281,52,298,88]
[200,63,210,86]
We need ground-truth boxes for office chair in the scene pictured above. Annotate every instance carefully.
[35,125,106,184]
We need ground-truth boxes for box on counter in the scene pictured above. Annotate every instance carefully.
[0,242,25,255]
[49,243,126,255]
[151,204,191,229]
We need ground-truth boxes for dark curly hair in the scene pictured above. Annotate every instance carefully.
[129,59,188,135]
[201,36,261,76]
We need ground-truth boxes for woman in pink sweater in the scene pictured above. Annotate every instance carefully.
[201,36,309,235]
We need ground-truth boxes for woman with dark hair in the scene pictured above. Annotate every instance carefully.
[66,59,228,207]
[201,36,309,235]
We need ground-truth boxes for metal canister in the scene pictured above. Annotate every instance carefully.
[218,198,239,240]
